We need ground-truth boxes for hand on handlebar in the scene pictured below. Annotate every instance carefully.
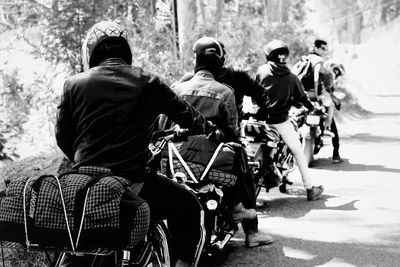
[205,120,217,135]
[205,121,224,143]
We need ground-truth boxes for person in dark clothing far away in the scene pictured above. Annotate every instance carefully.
[55,21,213,267]
[255,39,324,201]
[323,61,346,163]
[170,37,273,248]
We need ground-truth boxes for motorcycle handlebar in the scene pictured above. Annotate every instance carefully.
[152,128,193,142]
[152,122,220,143]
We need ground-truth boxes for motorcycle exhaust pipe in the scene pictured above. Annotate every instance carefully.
[212,228,237,251]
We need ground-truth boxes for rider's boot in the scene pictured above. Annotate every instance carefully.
[231,202,257,223]
[307,185,324,201]
[245,231,274,248]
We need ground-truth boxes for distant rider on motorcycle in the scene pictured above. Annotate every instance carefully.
[255,39,324,201]
[55,21,213,267]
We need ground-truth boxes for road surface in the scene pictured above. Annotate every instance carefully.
[210,96,400,267]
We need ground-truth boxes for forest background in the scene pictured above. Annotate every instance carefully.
[1,0,400,266]
[1,0,400,162]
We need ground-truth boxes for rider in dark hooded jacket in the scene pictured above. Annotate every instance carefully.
[255,55,314,123]
[256,39,324,201]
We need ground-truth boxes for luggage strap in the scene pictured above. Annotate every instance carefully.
[168,142,225,183]
[22,170,121,252]
[23,175,75,252]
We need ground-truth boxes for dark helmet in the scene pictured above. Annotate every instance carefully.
[193,37,226,63]
[333,63,345,77]
[325,60,345,78]
[82,21,132,70]
[263,39,289,63]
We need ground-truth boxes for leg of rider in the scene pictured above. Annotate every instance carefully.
[270,120,313,189]
[331,118,340,157]
[240,170,258,235]
[325,104,334,131]
[231,145,258,221]
[139,173,203,266]
[234,147,257,231]
[222,176,256,223]
[233,146,273,247]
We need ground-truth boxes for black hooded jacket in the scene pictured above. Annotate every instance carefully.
[256,61,314,124]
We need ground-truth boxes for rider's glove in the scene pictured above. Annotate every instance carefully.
[205,120,216,135]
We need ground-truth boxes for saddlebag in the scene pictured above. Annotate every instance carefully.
[161,135,240,187]
[0,166,150,252]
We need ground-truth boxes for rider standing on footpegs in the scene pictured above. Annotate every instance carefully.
[55,21,213,267]
[255,39,324,201]
[162,37,273,248]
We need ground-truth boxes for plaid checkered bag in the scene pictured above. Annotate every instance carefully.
[0,166,150,252]
[160,136,240,187]
[160,158,237,187]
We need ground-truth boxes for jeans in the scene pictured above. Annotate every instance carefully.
[268,120,313,189]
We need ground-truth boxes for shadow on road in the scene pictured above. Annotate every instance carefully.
[256,194,359,219]
[310,157,400,173]
[341,132,400,144]
[215,235,400,267]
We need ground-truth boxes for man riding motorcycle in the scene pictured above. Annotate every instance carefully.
[55,21,213,267]
[161,37,273,248]
[255,39,324,201]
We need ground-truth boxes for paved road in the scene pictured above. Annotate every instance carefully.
[210,96,400,267]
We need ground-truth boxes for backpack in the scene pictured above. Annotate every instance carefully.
[291,56,314,90]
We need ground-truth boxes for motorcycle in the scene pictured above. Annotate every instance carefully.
[296,101,327,166]
[240,111,297,197]
[152,128,241,263]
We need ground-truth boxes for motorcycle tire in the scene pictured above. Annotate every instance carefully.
[302,136,314,167]
[147,221,172,267]
[54,221,172,267]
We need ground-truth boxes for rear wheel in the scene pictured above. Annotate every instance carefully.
[302,136,314,167]
[148,221,171,267]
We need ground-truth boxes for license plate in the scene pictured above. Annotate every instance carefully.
[306,115,320,125]
[246,142,262,157]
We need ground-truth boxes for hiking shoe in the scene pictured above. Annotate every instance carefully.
[332,154,343,163]
[231,203,257,223]
[245,232,274,248]
[307,185,324,201]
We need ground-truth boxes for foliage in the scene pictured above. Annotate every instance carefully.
[0,0,315,164]
[0,152,68,266]
[199,0,315,73]
[0,68,32,160]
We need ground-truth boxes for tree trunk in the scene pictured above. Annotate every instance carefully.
[214,0,224,35]
[266,0,283,23]
[197,0,224,35]
[176,0,197,66]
